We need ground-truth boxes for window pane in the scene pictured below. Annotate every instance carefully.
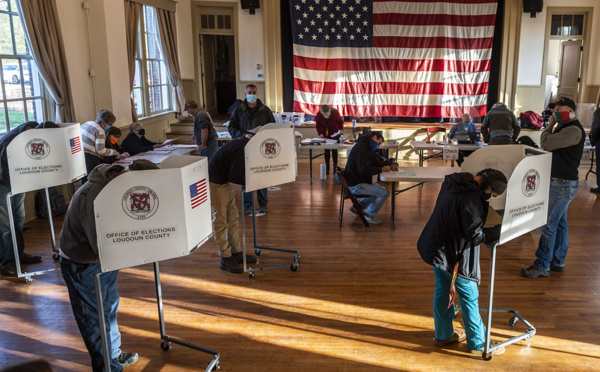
[225,15,231,29]
[551,15,561,35]
[13,14,27,55]
[0,1,8,11]
[148,60,161,86]
[208,15,215,29]
[134,60,141,88]
[9,0,16,12]
[6,99,25,127]
[22,59,40,98]
[562,15,573,36]
[0,103,6,136]
[0,13,14,54]
[161,85,169,110]
[160,61,168,85]
[3,58,23,98]
[27,98,43,123]
[217,15,223,29]
[572,15,583,36]
[146,32,158,59]
[149,86,159,113]
[201,14,208,29]
[132,88,143,116]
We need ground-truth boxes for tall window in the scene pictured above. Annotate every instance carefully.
[0,0,45,136]
[132,5,172,118]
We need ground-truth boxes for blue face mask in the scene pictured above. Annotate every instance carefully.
[103,124,111,131]
[246,94,257,104]
[370,139,380,151]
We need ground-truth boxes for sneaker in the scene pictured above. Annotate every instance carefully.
[591,187,600,193]
[365,216,383,225]
[19,252,42,264]
[0,261,18,277]
[232,251,257,264]
[434,329,466,347]
[114,352,138,367]
[348,205,359,216]
[256,205,267,216]
[550,265,565,272]
[219,256,244,273]
[468,342,505,356]
[520,265,550,278]
[244,206,254,215]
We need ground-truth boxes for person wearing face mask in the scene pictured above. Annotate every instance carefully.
[448,113,481,166]
[316,105,344,174]
[120,122,165,156]
[521,97,585,278]
[80,110,129,184]
[101,127,122,164]
[228,84,276,216]
[184,100,218,159]
[481,102,520,145]
[342,131,398,225]
[417,168,507,356]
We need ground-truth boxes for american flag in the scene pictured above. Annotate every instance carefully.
[290,0,498,118]
[189,179,208,209]
[69,137,82,154]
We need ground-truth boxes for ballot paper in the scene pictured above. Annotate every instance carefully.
[173,144,199,149]
[162,137,181,145]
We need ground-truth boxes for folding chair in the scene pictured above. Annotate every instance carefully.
[336,167,370,227]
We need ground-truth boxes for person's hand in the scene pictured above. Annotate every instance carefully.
[548,114,556,127]
[117,152,130,160]
[153,143,164,149]
[191,134,196,140]
[381,165,391,172]
[391,164,399,171]
[244,134,253,139]
[319,134,324,138]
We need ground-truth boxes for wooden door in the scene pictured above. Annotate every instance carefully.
[557,40,582,101]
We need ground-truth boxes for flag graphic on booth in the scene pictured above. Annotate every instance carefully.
[70,137,82,154]
[189,178,208,209]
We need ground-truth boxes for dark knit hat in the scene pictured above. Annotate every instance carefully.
[555,97,576,111]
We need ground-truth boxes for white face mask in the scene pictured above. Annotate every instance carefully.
[569,112,576,119]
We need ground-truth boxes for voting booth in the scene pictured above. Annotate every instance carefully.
[93,155,219,371]
[6,122,86,282]
[242,123,300,278]
[461,145,552,359]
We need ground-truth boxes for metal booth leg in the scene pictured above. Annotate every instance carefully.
[94,271,113,372]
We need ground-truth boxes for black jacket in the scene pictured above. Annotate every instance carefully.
[228,99,275,139]
[208,137,249,185]
[121,133,157,155]
[343,135,388,186]
[0,122,38,186]
[417,172,490,283]
[590,108,600,146]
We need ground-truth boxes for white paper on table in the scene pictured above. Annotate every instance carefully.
[162,137,181,145]
[173,144,199,149]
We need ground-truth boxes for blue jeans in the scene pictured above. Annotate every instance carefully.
[533,179,579,270]
[243,187,268,208]
[199,138,218,160]
[0,184,25,267]
[433,267,485,351]
[61,258,123,372]
[348,183,389,218]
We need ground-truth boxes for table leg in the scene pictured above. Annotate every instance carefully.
[391,182,396,230]
[419,150,424,167]
[310,149,313,185]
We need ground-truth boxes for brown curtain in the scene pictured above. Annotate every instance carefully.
[17,0,75,123]
[125,1,141,122]
[156,7,186,117]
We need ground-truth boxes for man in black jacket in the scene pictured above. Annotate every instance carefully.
[228,84,276,216]
[209,137,258,273]
[120,122,164,156]
[589,106,600,193]
[521,97,585,278]
[481,102,520,145]
[417,169,507,355]
[344,132,397,225]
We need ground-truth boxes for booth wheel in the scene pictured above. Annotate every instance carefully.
[212,364,220,371]
[482,352,492,361]
[24,276,34,284]
[294,255,300,263]
[160,341,172,351]
[291,263,298,272]
[52,253,60,261]
[255,249,262,256]
[509,316,518,327]
[249,272,255,279]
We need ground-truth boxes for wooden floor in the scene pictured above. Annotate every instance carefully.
[1,158,600,371]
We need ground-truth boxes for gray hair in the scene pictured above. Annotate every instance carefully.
[129,122,143,134]
[96,110,116,125]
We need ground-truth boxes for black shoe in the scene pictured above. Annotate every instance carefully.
[0,261,18,277]
[220,256,244,273]
[232,251,257,264]
[114,352,138,367]
[591,188,600,193]
[244,206,254,215]
[256,205,267,216]
[520,265,550,278]
[550,265,565,272]
[19,252,42,264]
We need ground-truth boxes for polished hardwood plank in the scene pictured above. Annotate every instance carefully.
[1,158,600,371]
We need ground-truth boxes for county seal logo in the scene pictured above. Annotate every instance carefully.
[521,169,540,197]
[260,138,281,159]
[25,138,50,160]
[122,186,159,219]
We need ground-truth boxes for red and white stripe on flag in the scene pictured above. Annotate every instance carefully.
[290,0,498,118]
[189,179,208,209]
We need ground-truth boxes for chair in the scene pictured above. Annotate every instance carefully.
[336,167,370,227]
[426,126,447,160]
[352,126,371,140]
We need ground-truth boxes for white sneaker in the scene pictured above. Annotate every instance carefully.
[365,216,383,225]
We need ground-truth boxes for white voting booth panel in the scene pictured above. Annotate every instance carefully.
[7,123,86,194]
[94,155,212,272]
[245,123,297,192]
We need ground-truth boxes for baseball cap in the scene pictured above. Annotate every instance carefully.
[555,97,576,111]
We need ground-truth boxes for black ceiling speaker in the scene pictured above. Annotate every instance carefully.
[241,0,260,15]
[523,0,543,18]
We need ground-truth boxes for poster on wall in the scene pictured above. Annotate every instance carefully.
[7,123,86,194]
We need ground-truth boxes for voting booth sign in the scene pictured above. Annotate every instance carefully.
[245,123,297,193]
[94,156,212,272]
[7,123,86,194]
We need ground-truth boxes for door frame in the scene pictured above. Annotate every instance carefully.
[192,1,239,110]
[541,7,593,104]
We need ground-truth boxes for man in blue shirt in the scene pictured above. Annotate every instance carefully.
[447,114,481,166]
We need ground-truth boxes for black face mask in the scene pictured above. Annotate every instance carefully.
[482,192,492,201]
[138,129,145,136]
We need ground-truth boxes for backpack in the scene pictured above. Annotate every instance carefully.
[35,187,66,219]
[519,111,544,129]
